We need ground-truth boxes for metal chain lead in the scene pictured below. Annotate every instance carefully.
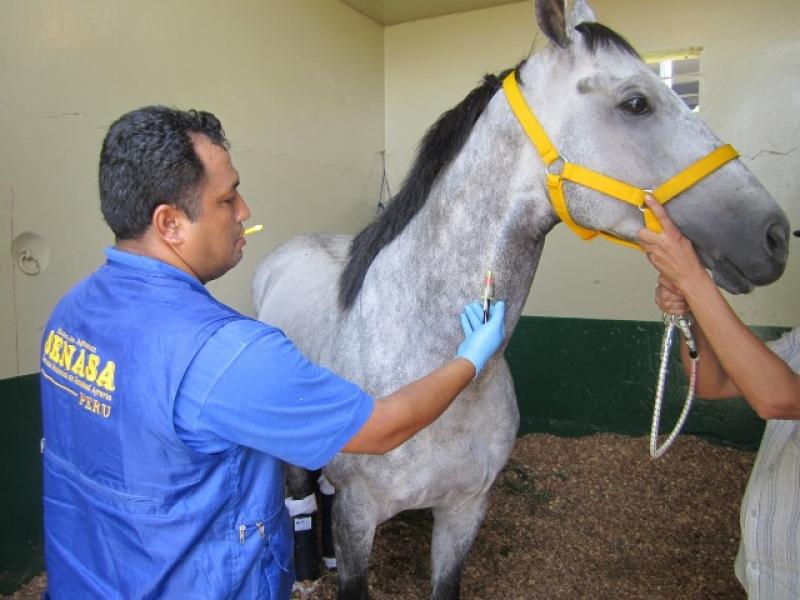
[650,313,699,459]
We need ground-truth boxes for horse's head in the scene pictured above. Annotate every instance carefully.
[518,0,789,293]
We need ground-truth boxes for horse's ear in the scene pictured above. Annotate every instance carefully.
[568,0,596,29]
[536,0,597,47]
[535,0,570,48]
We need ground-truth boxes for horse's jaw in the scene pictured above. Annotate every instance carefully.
[700,249,755,294]
[696,243,788,295]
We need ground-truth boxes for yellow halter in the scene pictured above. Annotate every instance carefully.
[502,71,739,250]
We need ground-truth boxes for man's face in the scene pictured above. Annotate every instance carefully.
[180,134,251,283]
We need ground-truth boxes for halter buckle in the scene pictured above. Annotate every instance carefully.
[639,189,654,211]
[546,156,567,177]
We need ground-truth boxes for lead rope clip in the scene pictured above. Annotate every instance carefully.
[650,312,699,459]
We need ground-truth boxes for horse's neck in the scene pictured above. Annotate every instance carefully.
[370,92,557,332]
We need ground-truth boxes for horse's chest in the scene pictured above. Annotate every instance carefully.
[330,400,516,511]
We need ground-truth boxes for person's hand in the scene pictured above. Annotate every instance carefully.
[637,194,706,293]
[655,275,689,315]
[457,300,506,376]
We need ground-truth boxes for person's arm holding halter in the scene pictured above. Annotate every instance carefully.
[637,194,800,420]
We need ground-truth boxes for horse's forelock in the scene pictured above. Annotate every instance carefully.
[338,61,526,310]
[574,22,640,59]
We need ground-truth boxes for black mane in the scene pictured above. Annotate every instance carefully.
[338,64,522,310]
[574,22,639,58]
[337,23,637,310]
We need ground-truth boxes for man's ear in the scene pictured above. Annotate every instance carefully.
[152,204,188,245]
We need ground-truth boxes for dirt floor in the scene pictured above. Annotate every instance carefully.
[5,432,754,599]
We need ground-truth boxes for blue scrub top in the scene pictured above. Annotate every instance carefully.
[41,247,374,599]
[175,318,374,468]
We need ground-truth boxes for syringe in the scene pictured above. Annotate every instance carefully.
[481,270,495,324]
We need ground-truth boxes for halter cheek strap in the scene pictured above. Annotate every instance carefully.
[502,71,739,250]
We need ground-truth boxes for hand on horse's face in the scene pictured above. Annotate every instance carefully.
[457,300,506,376]
[638,195,707,294]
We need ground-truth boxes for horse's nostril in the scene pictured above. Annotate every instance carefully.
[765,222,788,258]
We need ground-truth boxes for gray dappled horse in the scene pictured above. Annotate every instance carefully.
[252,0,789,597]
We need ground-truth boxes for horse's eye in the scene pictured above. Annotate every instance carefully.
[619,95,651,116]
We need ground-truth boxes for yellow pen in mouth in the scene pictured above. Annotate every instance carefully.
[244,224,264,236]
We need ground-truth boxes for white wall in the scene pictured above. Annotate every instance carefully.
[0,0,384,378]
[385,0,799,325]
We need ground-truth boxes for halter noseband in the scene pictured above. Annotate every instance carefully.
[502,71,739,250]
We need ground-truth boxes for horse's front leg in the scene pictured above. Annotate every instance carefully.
[430,494,490,600]
[334,483,379,600]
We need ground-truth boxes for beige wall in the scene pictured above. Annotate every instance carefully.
[1,0,384,378]
[3,0,798,378]
[385,0,799,325]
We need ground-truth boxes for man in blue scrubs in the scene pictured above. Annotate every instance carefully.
[39,106,505,599]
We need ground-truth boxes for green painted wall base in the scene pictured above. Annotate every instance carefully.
[0,373,43,594]
[505,316,784,449]
[1,316,787,593]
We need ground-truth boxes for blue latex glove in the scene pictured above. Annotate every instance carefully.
[456,300,506,376]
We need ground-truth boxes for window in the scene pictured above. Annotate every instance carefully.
[644,48,702,111]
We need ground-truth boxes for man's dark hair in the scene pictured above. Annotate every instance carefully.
[99,106,229,240]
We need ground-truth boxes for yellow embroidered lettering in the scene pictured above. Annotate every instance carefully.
[95,361,116,392]
[78,393,112,418]
[48,335,64,362]
[60,343,76,370]
[45,329,117,409]
[85,354,100,382]
[71,349,86,378]
[91,387,111,402]
[44,330,55,355]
